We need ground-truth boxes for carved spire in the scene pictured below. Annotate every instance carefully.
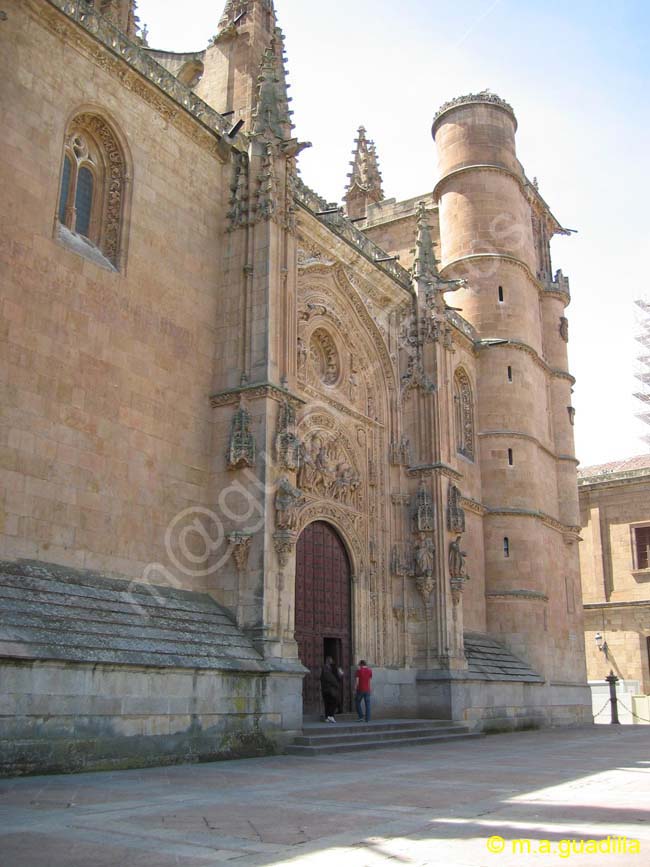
[91,1,139,38]
[344,127,385,219]
[218,0,275,36]
[251,27,293,140]
[413,202,439,284]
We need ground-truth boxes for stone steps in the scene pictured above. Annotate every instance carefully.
[286,718,483,756]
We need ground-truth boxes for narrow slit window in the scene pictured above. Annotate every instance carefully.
[498,285,504,302]
[503,537,510,558]
[508,448,514,466]
[507,365,513,382]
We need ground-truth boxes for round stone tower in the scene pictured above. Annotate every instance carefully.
[432,93,580,677]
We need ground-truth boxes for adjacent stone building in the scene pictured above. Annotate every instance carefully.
[578,455,650,707]
[0,0,591,773]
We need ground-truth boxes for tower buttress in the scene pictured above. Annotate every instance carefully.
[91,1,139,38]
[344,127,385,220]
[196,0,279,132]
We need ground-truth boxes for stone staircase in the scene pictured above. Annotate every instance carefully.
[286,717,483,756]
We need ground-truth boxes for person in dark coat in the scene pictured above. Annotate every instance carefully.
[320,656,342,723]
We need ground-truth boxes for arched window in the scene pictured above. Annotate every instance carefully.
[56,113,128,269]
[453,367,475,461]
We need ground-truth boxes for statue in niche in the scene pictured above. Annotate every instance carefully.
[297,337,307,378]
[275,477,303,531]
[449,535,468,580]
[415,535,435,578]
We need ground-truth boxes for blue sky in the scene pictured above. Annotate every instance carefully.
[138,0,650,466]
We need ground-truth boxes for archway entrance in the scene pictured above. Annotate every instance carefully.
[295,521,352,716]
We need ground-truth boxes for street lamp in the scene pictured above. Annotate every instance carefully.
[595,631,609,659]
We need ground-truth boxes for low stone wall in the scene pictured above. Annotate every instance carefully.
[343,668,591,730]
[0,659,304,777]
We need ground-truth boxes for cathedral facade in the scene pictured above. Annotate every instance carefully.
[0,0,591,773]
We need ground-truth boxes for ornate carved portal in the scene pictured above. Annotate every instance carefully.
[295,522,352,715]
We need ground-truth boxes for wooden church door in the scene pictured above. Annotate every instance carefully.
[295,522,352,715]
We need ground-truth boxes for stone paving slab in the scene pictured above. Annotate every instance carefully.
[0,727,649,866]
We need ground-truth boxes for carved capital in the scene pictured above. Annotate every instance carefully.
[228,532,253,574]
[273,530,297,568]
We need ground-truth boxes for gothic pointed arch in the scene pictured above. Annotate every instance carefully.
[56,110,131,269]
[454,366,475,461]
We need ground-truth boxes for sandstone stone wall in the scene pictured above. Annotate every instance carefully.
[1,0,231,590]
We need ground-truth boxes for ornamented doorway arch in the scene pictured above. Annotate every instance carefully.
[295,521,352,715]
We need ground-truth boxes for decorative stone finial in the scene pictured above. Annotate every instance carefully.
[251,29,293,140]
[343,126,384,219]
[412,202,439,284]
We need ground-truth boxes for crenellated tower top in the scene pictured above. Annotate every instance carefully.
[343,127,385,220]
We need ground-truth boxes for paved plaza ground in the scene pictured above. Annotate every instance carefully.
[0,725,648,866]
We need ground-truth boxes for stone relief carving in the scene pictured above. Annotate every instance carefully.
[454,367,475,461]
[297,432,360,509]
[228,532,253,574]
[401,354,435,402]
[227,402,256,469]
[309,328,340,386]
[273,530,297,569]
[447,484,466,534]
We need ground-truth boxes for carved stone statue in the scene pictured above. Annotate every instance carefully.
[275,477,303,531]
[297,337,307,377]
[415,536,435,578]
[449,535,468,580]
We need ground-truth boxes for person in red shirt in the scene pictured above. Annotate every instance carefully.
[355,660,373,722]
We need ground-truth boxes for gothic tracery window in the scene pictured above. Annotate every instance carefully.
[454,367,475,461]
[56,113,128,269]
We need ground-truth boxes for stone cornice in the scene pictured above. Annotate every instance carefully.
[39,0,241,161]
[486,589,549,602]
[406,462,463,481]
[578,466,650,489]
[432,93,517,133]
[584,600,650,610]
[439,251,539,290]
[477,338,575,384]
[433,163,523,202]
[478,428,571,463]
[210,383,306,408]
[482,505,581,536]
[461,497,488,517]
